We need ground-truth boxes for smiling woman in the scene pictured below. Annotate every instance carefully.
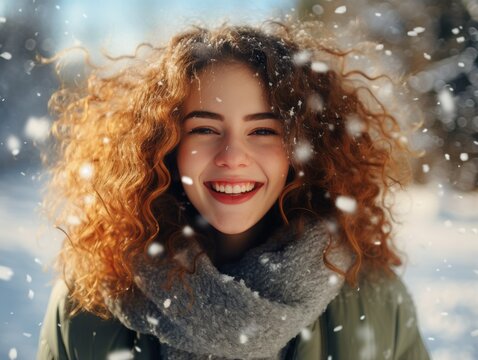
[37,22,430,359]
[178,63,289,236]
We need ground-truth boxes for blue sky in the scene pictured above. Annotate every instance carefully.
[55,0,296,53]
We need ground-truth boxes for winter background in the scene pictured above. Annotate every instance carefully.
[1,0,477,359]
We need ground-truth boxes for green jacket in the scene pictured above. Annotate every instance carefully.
[37,273,430,359]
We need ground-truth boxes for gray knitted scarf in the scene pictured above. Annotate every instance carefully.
[105,219,351,359]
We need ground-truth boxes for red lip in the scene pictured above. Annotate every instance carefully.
[204,182,264,205]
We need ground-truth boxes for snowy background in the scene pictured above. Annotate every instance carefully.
[1,0,477,359]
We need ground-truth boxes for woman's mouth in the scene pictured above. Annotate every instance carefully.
[205,181,262,194]
[203,181,264,204]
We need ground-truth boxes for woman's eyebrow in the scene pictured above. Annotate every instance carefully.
[182,111,223,122]
[182,110,280,122]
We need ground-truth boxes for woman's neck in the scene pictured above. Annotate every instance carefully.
[204,209,280,269]
[209,219,266,267]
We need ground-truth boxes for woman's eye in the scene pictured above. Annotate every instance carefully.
[251,128,279,136]
[187,127,217,135]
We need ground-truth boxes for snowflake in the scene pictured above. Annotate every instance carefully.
[335,196,357,213]
[239,334,248,344]
[301,328,312,340]
[24,116,50,142]
[107,350,134,360]
[334,6,347,14]
[148,243,164,257]
[181,176,193,185]
[79,163,94,180]
[0,265,14,281]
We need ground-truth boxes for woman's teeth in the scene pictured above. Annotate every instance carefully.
[211,182,255,194]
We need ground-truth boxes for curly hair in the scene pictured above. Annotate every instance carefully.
[44,21,412,318]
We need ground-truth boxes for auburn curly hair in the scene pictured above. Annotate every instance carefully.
[43,21,413,318]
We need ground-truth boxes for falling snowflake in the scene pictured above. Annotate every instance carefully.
[147,243,164,257]
[328,274,339,286]
[239,334,248,344]
[293,50,311,66]
[107,350,134,360]
[0,265,14,281]
[438,89,455,114]
[7,135,21,156]
[335,196,357,213]
[294,141,313,162]
[333,325,343,332]
[301,328,312,340]
[84,194,95,205]
[307,93,324,113]
[1,52,12,60]
[181,176,193,185]
[335,6,347,14]
[8,348,17,360]
[163,299,171,308]
[79,163,94,180]
[183,225,194,236]
[24,116,50,142]
[345,114,365,137]
[422,164,430,173]
[407,27,425,37]
[146,316,159,326]
[460,153,469,161]
[28,290,34,299]
[311,61,328,73]
[67,215,81,226]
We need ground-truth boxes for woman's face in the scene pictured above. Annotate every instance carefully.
[177,63,289,234]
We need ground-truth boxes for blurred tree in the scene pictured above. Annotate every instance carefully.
[296,0,478,191]
[0,0,58,170]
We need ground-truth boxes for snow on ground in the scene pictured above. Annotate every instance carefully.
[395,185,478,359]
[0,170,477,358]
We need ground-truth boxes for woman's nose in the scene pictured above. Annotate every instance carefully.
[214,140,251,168]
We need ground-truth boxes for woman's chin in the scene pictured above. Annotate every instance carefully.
[211,224,252,235]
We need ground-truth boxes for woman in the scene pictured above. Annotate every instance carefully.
[37,22,430,359]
